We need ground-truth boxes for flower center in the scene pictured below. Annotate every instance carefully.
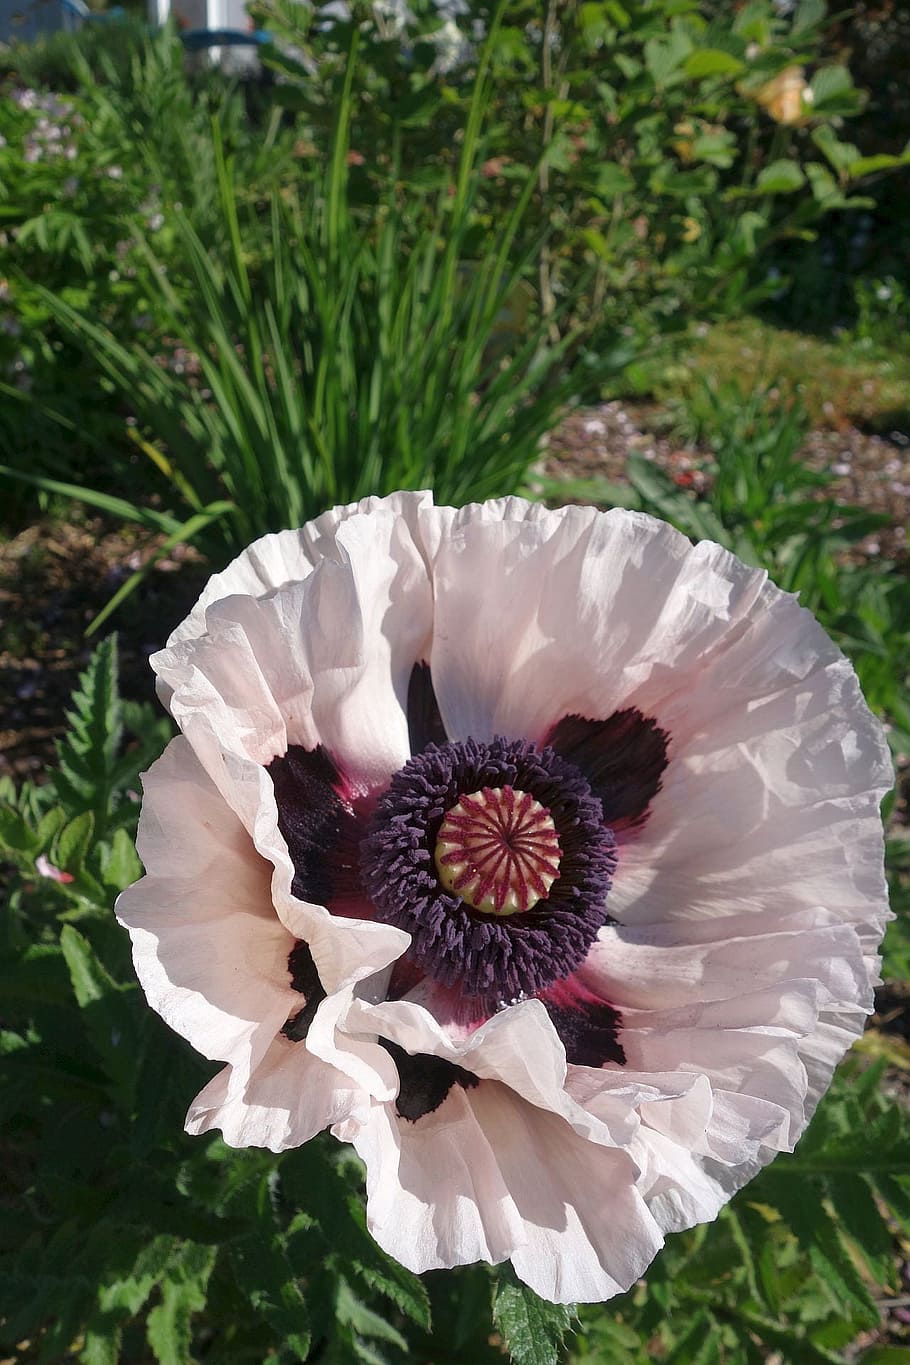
[434,786,561,916]
[360,736,617,1001]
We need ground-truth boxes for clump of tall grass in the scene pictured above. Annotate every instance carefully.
[5,23,623,627]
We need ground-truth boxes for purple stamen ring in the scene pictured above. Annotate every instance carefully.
[360,737,617,1001]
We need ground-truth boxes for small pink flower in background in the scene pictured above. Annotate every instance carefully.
[36,854,74,884]
[116,493,891,1304]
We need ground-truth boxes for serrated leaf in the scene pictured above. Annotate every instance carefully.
[0,800,39,855]
[96,1235,181,1316]
[230,1235,311,1360]
[666,1309,721,1364]
[336,1277,408,1352]
[282,1145,431,1331]
[59,923,119,1009]
[80,1329,121,1365]
[51,636,124,837]
[115,700,174,792]
[53,811,95,876]
[877,1174,910,1234]
[768,1187,879,1325]
[58,924,137,1099]
[491,1271,575,1365]
[833,1174,896,1287]
[804,1106,909,1174]
[146,1243,216,1365]
[99,826,143,891]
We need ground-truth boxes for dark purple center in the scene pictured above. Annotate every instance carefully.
[359,737,617,1003]
[269,665,671,1114]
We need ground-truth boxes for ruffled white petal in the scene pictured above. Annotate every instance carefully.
[347,996,628,1147]
[154,502,433,790]
[117,736,404,1149]
[342,1085,527,1274]
[186,1038,371,1153]
[166,491,434,650]
[115,737,298,1078]
[347,1079,662,1304]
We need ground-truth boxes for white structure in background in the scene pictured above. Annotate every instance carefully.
[147,0,471,77]
[149,0,261,73]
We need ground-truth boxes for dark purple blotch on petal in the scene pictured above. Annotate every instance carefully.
[406,662,448,755]
[546,710,669,830]
[268,745,365,905]
[383,1040,478,1122]
[540,977,625,1067]
[282,941,327,1042]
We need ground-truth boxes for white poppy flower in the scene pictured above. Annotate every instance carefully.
[117,492,891,1304]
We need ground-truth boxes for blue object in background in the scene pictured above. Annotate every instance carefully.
[1,0,123,42]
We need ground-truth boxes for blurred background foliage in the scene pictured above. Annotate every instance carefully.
[1,0,909,1361]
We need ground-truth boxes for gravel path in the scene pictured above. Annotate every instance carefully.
[544,400,910,563]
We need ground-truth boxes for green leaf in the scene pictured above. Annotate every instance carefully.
[848,152,910,177]
[283,1145,431,1331]
[756,160,806,194]
[791,0,825,35]
[834,1174,896,1287]
[765,1185,879,1326]
[51,636,122,836]
[684,49,745,78]
[666,1310,721,1364]
[806,162,845,208]
[0,462,182,534]
[146,1243,216,1365]
[99,827,143,892]
[336,1277,408,1352]
[59,924,120,1011]
[229,1236,311,1360]
[812,125,861,173]
[80,1330,121,1365]
[810,65,859,114]
[644,29,692,87]
[58,924,137,1098]
[878,1174,910,1234]
[595,162,635,196]
[0,800,38,856]
[96,1235,182,1316]
[53,811,95,877]
[491,1270,575,1365]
